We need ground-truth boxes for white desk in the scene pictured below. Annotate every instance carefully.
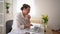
[8,23,44,34]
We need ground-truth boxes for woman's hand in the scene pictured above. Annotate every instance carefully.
[24,15,32,29]
[26,15,31,20]
[24,24,33,29]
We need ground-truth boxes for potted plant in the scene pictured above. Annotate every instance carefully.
[6,2,10,13]
[42,14,48,32]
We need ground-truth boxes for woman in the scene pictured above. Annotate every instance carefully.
[12,4,32,30]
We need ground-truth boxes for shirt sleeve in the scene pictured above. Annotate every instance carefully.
[12,13,24,30]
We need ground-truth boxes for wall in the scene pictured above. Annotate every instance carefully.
[34,0,60,30]
[13,0,17,18]
[5,0,13,21]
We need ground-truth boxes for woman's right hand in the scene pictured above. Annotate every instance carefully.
[24,24,32,29]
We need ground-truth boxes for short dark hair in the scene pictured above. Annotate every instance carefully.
[21,4,30,11]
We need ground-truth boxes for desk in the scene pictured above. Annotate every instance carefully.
[52,29,60,34]
[44,28,53,34]
[8,23,44,34]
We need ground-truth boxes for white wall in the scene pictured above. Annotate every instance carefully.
[34,0,60,30]
[13,0,18,18]
[5,0,13,21]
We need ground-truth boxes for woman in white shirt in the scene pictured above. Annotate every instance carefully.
[12,4,32,30]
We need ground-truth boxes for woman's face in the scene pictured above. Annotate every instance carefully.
[23,7,30,15]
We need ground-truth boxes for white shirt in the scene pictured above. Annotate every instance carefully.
[12,12,29,30]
